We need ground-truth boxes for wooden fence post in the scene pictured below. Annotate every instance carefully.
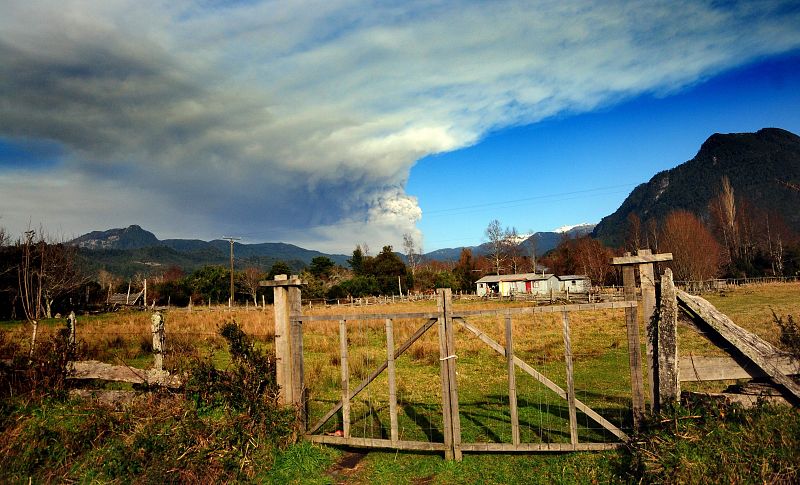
[437,288,462,461]
[505,313,520,446]
[260,275,305,409]
[151,311,165,372]
[637,249,657,409]
[622,264,645,428]
[67,311,77,348]
[657,268,679,411]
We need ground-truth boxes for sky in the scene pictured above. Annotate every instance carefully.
[1,1,800,254]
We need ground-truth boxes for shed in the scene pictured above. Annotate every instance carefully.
[476,273,558,297]
[557,275,591,294]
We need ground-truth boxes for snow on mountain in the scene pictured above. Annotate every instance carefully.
[553,223,594,234]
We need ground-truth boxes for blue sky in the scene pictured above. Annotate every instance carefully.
[1,1,799,254]
[409,52,800,250]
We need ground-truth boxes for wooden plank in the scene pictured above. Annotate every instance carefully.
[459,442,621,452]
[386,318,399,443]
[679,355,798,382]
[505,314,520,446]
[612,253,673,265]
[623,265,646,428]
[562,311,579,448]
[306,435,446,451]
[454,317,628,441]
[339,319,350,438]
[307,317,438,435]
[657,268,679,410]
[260,277,304,287]
[677,290,800,401]
[68,361,181,388]
[299,301,638,323]
[453,301,637,318]
[437,290,454,461]
[637,250,657,409]
[442,288,463,461]
[298,312,439,322]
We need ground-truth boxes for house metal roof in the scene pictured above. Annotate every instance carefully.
[557,275,590,281]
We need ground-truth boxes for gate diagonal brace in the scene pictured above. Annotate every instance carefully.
[454,317,629,441]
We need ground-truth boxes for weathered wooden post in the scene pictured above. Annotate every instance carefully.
[611,250,672,426]
[260,274,305,412]
[66,311,77,348]
[151,311,165,372]
[657,268,679,411]
[436,288,462,461]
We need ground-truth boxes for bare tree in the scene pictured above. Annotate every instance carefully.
[709,176,739,263]
[503,226,522,274]
[625,213,642,252]
[402,232,422,278]
[485,219,505,275]
[241,267,264,306]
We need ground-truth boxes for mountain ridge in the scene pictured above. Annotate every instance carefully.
[592,128,800,246]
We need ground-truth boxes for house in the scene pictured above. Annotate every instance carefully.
[475,273,558,297]
[557,275,591,294]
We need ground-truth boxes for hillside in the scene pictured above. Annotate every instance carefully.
[593,128,800,246]
[70,226,349,278]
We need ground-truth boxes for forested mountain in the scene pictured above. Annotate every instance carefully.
[593,128,800,247]
[69,226,349,278]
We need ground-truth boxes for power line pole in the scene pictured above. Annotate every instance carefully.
[223,236,241,307]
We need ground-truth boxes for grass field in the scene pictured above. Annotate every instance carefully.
[1,282,799,483]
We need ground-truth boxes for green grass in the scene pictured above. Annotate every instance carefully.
[1,282,799,482]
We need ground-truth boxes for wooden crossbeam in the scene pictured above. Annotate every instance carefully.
[611,253,673,265]
[677,290,800,402]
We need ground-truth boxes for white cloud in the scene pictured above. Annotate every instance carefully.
[1,1,799,251]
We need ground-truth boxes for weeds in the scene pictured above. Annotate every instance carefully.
[621,398,800,483]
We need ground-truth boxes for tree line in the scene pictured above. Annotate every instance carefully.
[2,177,798,321]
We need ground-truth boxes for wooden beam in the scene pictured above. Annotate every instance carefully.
[298,301,638,323]
[338,319,350,438]
[612,253,673,265]
[260,277,304,287]
[505,314,520,446]
[385,318,399,444]
[677,290,800,402]
[623,266,646,427]
[459,442,621,452]
[679,355,798,382]
[68,361,181,388]
[562,311,579,448]
[437,292,454,461]
[306,435,446,451]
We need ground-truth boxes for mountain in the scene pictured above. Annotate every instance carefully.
[593,128,800,247]
[71,225,161,250]
[70,225,349,277]
[423,224,595,262]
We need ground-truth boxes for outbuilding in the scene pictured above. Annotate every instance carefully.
[557,275,591,294]
[476,273,558,297]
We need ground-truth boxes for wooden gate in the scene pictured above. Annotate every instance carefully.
[281,287,642,460]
